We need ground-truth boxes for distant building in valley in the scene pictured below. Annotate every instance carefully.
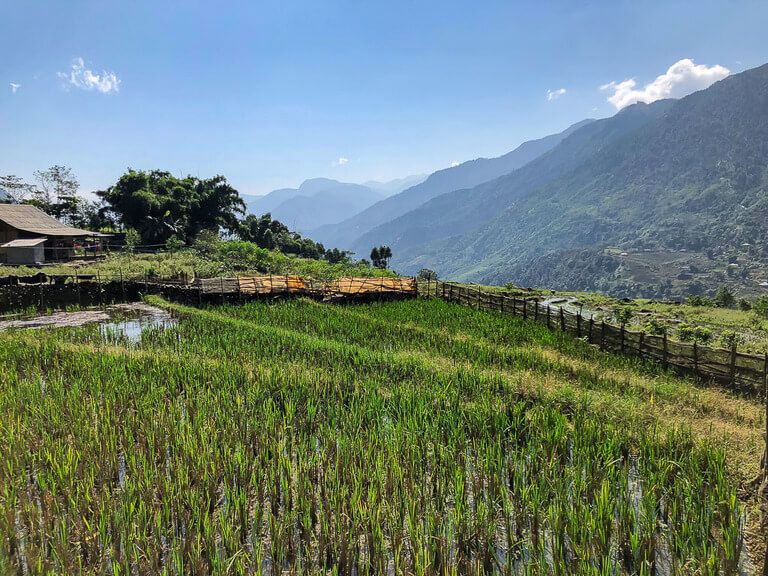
[0,204,101,265]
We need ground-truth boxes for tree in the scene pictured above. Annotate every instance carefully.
[714,286,736,308]
[417,268,438,280]
[324,248,352,264]
[98,169,245,244]
[237,212,329,259]
[30,165,80,219]
[752,295,768,319]
[0,174,34,203]
[370,245,392,269]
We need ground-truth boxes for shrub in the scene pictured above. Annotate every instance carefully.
[752,295,768,319]
[719,329,743,349]
[714,286,735,308]
[643,317,669,336]
[677,323,712,344]
[418,268,438,281]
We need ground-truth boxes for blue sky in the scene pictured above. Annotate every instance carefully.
[2,0,767,196]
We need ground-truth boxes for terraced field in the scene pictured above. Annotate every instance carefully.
[0,297,765,574]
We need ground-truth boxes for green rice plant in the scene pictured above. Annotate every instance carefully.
[0,296,759,574]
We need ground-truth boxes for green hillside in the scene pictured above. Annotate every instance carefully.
[379,64,768,298]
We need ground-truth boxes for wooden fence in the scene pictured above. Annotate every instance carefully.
[421,280,768,397]
[193,275,418,297]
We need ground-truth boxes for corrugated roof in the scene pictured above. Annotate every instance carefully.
[0,204,95,237]
[1,238,47,248]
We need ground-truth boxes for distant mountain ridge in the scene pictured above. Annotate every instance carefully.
[310,119,595,249]
[244,178,384,234]
[374,62,768,298]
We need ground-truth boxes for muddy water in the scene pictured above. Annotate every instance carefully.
[0,303,176,343]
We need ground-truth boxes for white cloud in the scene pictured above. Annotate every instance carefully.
[450,160,460,167]
[546,88,567,101]
[334,157,349,166]
[9,83,20,94]
[601,58,729,110]
[58,57,121,94]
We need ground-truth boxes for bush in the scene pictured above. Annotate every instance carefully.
[417,268,438,281]
[752,295,768,319]
[687,294,713,307]
[643,317,669,336]
[677,323,712,344]
[714,286,736,308]
[612,306,634,326]
[719,329,743,349]
[738,298,752,311]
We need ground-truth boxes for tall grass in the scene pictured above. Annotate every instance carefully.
[0,297,753,574]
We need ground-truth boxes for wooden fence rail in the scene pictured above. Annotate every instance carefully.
[421,279,768,397]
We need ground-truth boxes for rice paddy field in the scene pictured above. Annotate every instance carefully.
[0,296,766,574]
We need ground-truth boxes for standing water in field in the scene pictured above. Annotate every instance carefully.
[0,302,176,344]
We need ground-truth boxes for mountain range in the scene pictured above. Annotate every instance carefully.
[310,119,594,249]
[306,63,768,298]
[243,176,424,233]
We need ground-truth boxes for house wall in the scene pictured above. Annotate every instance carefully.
[4,246,44,265]
[0,222,20,244]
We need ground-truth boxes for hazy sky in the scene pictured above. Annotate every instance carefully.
[2,0,767,195]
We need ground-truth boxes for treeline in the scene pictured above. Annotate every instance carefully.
[1,167,362,266]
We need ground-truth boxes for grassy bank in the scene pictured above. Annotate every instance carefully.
[0,297,764,573]
[0,242,394,281]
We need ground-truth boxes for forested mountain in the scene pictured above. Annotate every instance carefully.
[244,178,384,233]
[381,63,768,298]
[310,119,594,249]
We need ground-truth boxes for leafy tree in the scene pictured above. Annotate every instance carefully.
[738,298,752,311]
[612,306,634,326]
[713,286,736,308]
[752,295,768,319]
[678,323,712,343]
[238,213,328,259]
[0,174,34,203]
[418,268,438,280]
[719,329,742,349]
[98,169,245,244]
[687,294,713,307]
[324,248,352,264]
[370,245,392,269]
[643,317,669,336]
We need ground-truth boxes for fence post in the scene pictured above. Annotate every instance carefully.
[500,295,505,314]
[511,297,516,315]
[534,301,538,322]
[763,353,767,484]
[559,307,565,332]
[546,305,551,329]
[620,324,625,353]
[663,333,668,369]
[476,286,480,310]
[693,341,698,376]
[729,342,737,386]
[220,276,225,306]
[442,281,446,299]
[76,273,81,306]
[576,313,582,337]
[523,298,527,320]
[588,317,594,344]
[639,332,645,358]
[600,321,605,351]
[120,269,125,302]
[38,282,44,310]
[97,271,103,306]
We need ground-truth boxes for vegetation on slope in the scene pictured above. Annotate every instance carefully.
[0,297,763,573]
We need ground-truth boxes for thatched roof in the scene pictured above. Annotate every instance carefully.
[0,204,94,237]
